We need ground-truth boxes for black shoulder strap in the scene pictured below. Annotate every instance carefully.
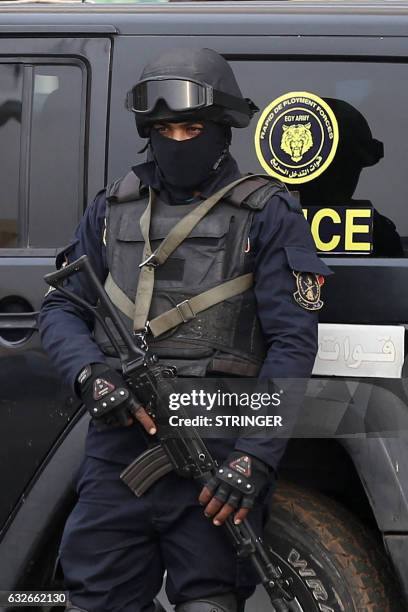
[224,175,271,208]
[225,173,301,213]
[106,170,146,204]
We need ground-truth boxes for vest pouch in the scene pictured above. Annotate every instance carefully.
[150,213,232,287]
[149,213,231,241]
[113,215,146,298]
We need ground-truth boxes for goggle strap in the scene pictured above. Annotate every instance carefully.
[212,88,253,116]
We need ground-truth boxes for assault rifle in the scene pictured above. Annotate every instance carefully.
[44,254,300,612]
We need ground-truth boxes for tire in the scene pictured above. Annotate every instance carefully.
[246,482,404,612]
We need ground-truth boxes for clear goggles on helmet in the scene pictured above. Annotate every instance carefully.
[126,76,257,117]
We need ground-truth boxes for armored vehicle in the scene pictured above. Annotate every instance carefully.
[0,1,408,610]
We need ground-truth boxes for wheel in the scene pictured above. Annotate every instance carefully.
[246,482,404,612]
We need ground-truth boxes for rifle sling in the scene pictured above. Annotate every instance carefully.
[105,272,254,338]
[149,272,253,337]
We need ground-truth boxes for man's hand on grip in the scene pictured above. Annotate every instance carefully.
[77,363,156,434]
[199,452,271,526]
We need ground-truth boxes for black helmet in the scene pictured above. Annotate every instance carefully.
[127,47,258,137]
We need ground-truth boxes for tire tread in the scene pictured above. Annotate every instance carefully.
[271,482,404,612]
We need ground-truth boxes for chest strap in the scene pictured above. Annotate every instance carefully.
[105,270,253,338]
[149,272,253,336]
[133,174,259,333]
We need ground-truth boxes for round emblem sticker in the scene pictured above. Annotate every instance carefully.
[254,92,339,184]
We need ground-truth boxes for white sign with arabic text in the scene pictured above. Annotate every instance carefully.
[312,324,405,378]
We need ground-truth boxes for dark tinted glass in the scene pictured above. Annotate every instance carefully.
[133,78,206,112]
[29,65,84,248]
[0,64,23,248]
[0,62,84,252]
[232,60,408,258]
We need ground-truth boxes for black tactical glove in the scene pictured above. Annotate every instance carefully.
[77,363,143,427]
[205,452,271,510]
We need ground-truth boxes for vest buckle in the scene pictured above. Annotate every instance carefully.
[176,300,196,323]
[139,252,158,268]
[133,322,150,351]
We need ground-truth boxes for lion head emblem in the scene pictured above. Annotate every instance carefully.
[281,123,313,162]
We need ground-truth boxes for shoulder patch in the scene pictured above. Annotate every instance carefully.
[293,271,324,311]
[106,171,145,204]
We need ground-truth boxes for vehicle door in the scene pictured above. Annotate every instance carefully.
[0,32,112,532]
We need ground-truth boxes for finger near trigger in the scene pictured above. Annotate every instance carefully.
[134,406,156,434]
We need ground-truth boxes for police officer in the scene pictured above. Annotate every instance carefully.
[39,48,330,612]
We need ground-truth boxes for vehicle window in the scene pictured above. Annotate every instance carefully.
[233,60,407,257]
[29,65,84,248]
[0,64,22,248]
[0,62,84,251]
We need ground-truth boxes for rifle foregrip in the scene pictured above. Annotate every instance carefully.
[120,444,174,497]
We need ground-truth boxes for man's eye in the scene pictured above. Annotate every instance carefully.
[188,126,203,135]
[154,125,168,135]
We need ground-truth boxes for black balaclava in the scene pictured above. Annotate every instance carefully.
[149,120,230,202]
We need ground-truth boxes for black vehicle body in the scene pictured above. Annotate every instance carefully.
[1,0,408,608]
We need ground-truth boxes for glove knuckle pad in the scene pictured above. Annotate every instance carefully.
[218,469,254,495]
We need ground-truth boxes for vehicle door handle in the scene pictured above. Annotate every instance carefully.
[0,312,39,330]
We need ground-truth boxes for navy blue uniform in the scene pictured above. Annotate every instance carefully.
[39,155,329,611]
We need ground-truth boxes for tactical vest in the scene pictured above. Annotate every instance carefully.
[93,172,287,376]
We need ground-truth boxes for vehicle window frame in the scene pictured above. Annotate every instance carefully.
[0,56,87,256]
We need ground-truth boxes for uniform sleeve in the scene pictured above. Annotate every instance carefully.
[38,191,109,394]
[234,192,332,470]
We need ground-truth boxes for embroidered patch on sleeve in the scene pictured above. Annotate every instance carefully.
[293,271,324,311]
